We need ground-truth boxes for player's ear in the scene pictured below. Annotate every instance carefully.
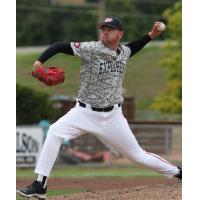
[119,31,124,39]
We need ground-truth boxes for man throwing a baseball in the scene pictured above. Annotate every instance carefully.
[17,17,181,199]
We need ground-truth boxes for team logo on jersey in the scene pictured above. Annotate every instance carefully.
[104,18,113,22]
[74,42,81,48]
[99,61,125,74]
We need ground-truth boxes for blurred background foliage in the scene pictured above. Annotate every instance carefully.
[16,84,59,124]
[16,0,179,45]
[151,1,182,114]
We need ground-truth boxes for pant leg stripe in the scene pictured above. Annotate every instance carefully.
[146,152,176,167]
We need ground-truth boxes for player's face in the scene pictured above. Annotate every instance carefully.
[100,26,123,46]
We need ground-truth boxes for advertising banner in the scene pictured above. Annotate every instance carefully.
[16,126,44,167]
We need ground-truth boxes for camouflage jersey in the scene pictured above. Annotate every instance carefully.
[37,35,151,107]
[71,41,131,107]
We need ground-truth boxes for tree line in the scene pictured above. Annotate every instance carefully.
[16,0,177,46]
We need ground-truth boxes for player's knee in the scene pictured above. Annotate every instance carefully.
[47,124,58,137]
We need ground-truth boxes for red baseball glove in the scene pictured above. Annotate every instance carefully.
[32,66,65,86]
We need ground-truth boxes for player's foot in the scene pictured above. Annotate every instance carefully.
[174,166,182,181]
[16,181,47,199]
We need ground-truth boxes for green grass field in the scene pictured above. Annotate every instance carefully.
[16,44,173,111]
[16,165,162,179]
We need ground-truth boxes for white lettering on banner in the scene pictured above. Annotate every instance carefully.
[16,126,43,167]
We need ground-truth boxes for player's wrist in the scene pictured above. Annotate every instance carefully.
[148,31,155,39]
[33,60,43,70]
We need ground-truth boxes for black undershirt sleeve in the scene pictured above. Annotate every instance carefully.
[37,42,74,63]
[125,34,152,57]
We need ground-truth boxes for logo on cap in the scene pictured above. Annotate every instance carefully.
[104,18,113,22]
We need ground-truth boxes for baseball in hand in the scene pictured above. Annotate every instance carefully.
[157,22,166,32]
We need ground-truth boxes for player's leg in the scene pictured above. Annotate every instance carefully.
[97,108,180,178]
[17,105,100,199]
[17,109,83,199]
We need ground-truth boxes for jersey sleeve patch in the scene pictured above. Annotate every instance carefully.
[74,42,81,48]
[71,42,93,60]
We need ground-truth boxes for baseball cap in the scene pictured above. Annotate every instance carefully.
[98,16,123,31]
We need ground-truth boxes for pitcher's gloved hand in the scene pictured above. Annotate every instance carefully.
[32,66,65,86]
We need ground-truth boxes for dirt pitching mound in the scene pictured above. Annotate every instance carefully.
[48,183,181,200]
[17,177,181,200]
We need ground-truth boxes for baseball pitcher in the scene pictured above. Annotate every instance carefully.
[17,16,181,199]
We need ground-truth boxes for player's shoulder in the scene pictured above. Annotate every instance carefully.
[83,41,101,47]
[121,43,130,50]
[71,41,99,49]
[120,44,131,55]
[81,41,97,45]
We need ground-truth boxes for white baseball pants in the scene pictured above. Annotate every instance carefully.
[35,102,179,178]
